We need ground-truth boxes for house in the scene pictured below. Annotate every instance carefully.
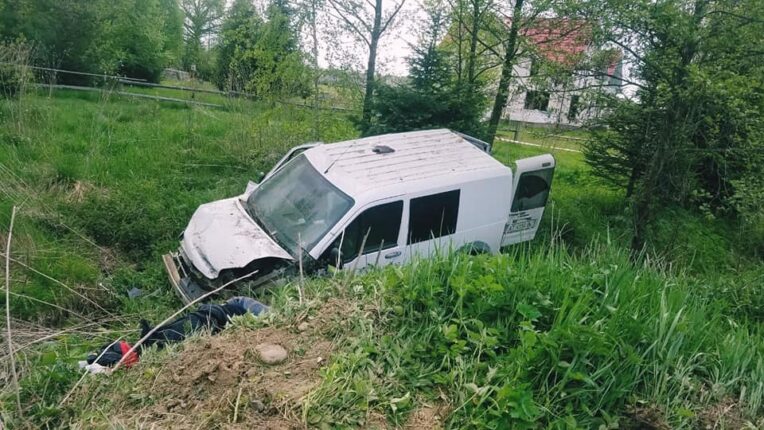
[503,19,623,127]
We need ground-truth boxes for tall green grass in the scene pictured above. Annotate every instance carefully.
[0,89,357,320]
[301,243,763,428]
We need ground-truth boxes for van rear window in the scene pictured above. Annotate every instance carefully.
[511,168,553,212]
[408,190,460,244]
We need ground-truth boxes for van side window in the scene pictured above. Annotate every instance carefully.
[339,201,403,262]
[408,190,460,244]
[512,168,553,211]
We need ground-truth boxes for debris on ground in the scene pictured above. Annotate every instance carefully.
[72,297,449,429]
[404,403,449,430]
[85,296,268,368]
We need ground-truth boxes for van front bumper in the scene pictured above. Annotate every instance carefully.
[162,251,207,304]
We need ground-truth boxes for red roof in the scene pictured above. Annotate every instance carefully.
[520,18,591,66]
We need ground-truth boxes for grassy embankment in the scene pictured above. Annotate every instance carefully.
[0,88,762,428]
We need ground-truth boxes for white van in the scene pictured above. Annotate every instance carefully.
[163,129,555,302]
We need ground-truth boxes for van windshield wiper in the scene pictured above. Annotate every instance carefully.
[248,209,298,256]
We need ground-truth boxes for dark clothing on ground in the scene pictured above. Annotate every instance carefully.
[87,297,267,367]
[138,302,249,349]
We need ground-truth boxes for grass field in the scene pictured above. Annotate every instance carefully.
[1,88,762,428]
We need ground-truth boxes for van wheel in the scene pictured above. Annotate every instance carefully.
[458,242,490,256]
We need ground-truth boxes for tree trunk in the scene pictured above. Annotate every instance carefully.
[485,0,524,144]
[625,165,639,198]
[455,1,464,85]
[361,0,383,131]
[310,0,320,140]
[466,0,480,85]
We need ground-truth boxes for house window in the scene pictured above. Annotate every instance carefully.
[524,90,550,111]
[529,58,540,77]
[339,201,403,262]
[568,95,580,120]
[408,190,460,244]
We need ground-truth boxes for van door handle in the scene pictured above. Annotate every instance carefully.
[384,251,401,259]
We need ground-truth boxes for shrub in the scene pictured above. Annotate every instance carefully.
[0,41,31,99]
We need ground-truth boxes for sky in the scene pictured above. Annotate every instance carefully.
[312,1,425,77]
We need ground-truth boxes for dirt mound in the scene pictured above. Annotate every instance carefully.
[404,403,448,430]
[106,311,336,429]
[76,297,449,429]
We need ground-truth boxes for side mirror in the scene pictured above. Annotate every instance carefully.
[245,180,258,195]
[241,180,259,203]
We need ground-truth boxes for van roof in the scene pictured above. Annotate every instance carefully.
[305,129,512,201]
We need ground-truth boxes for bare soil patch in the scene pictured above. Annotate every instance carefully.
[624,404,670,430]
[697,398,749,430]
[104,309,337,429]
[404,402,449,430]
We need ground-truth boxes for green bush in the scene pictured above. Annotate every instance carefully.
[0,42,31,98]
[0,64,23,98]
[71,187,180,260]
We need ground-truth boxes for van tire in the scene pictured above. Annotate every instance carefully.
[458,241,491,256]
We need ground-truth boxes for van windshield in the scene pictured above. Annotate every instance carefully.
[247,154,353,255]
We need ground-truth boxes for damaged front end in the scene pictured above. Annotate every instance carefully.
[163,149,351,303]
[162,197,294,303]
[162,250,288,303]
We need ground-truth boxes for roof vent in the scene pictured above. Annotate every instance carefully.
[372,145,395,154]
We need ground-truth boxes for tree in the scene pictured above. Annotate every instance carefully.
[445,0,499,90]
[215,0,262,91]
[295,0,324,139]
[483,0,526,144]
[160,0,185,66]
[326,0,407,131]
[444,0,560,144]
[181,0,224,71]
[0,0,177,83]
[107,0,169,82]
[580,0,764,252]
[366,3,485,136]
[248,0,310,98]
[215,0,309,97]
[9,0,109,83]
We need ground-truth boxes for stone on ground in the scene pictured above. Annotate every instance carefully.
[255,343,288,365]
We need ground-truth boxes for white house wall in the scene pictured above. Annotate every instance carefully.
[503,58,615,128]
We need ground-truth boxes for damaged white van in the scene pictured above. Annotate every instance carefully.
[163,129,555,302]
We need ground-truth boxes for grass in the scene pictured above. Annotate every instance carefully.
[319,244,763,428]
[1,87,762,428]
[496,123,586,152]
[64,244,764,429]
[0,87,356,315]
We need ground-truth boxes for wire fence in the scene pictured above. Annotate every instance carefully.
[2,62,359,113]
